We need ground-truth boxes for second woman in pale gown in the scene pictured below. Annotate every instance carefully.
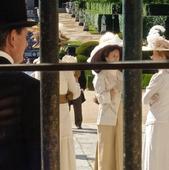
[89,32,123,170]
[32,58,80,170]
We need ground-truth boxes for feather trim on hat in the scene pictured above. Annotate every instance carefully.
[148,25,165,37]
[142,25,169,51]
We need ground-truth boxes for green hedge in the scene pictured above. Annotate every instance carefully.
[143,0,169,3]
[58,41,82,59]
[85,70,94,90]
[76,55,87,62]
[91,0,167,2]
[85,2,169,36]
[76,41,99,57]
[142,74,152,89]
[145,3,169,16]
[86,2,121,14]
[119,15,169,39]
[142,51,152,60]
[87,2,113,14]
[67,40,82,47]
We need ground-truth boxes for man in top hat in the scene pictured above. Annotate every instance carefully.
[0,1,41,170]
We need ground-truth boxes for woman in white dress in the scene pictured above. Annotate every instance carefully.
[32,59,80,170]
[59,70,80,170]
[30,25,78,169]
[89,32,123,170]
[142,25,169,170]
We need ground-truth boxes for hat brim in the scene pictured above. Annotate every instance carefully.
[88,41,122,63]
[142,46,169,51]
[90,44,122,63]
[0,20,37,29]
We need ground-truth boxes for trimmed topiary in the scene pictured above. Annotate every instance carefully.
[67,40,82,47]
[76,41,99,58]
[58,40,82,59]
[145,3,169,16]
[76,55,88,63]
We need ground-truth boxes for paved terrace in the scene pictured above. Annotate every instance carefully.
[59,13,101,42]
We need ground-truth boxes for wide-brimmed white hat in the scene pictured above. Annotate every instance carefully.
[142,25,169,51]
[87,32,123,62]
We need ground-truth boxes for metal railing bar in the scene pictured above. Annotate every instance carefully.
[0,61,169,71]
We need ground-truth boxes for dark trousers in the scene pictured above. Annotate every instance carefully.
[71,97,82,127]
[69,91,85,127]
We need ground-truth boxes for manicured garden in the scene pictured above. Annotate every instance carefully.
[63,0,169,89]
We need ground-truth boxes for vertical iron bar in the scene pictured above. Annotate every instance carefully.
[123,0,142,170]
[40,0,59,170]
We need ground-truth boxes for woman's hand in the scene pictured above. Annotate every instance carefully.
[150,93,159,106]
[110,88,116,99]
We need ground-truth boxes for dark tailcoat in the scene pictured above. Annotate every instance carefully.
[0,57,41,170]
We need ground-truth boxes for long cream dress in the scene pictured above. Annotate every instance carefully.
[143,69,169,170]
[31,69,80,170]
[60,71,80,170]
[93,70,123,170]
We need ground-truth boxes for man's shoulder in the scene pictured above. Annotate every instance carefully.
[0,71,40,87]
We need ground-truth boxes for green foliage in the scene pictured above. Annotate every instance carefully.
[76,55,88,62]
[86,2,113,14]
[85,70,94,90]
[86,0,121,2]
[142,74,152,89]
[58,48,66,59]
[142,51,152,60]
[67,40,82,47]
[143,0,169,3]
[58,40,82,59]
[85,12,99,31]
[88,25,99,34]
[76,41,99,57]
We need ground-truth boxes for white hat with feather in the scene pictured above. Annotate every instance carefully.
[142,25,169,51]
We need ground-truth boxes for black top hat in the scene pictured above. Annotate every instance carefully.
[0,0,37,29]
